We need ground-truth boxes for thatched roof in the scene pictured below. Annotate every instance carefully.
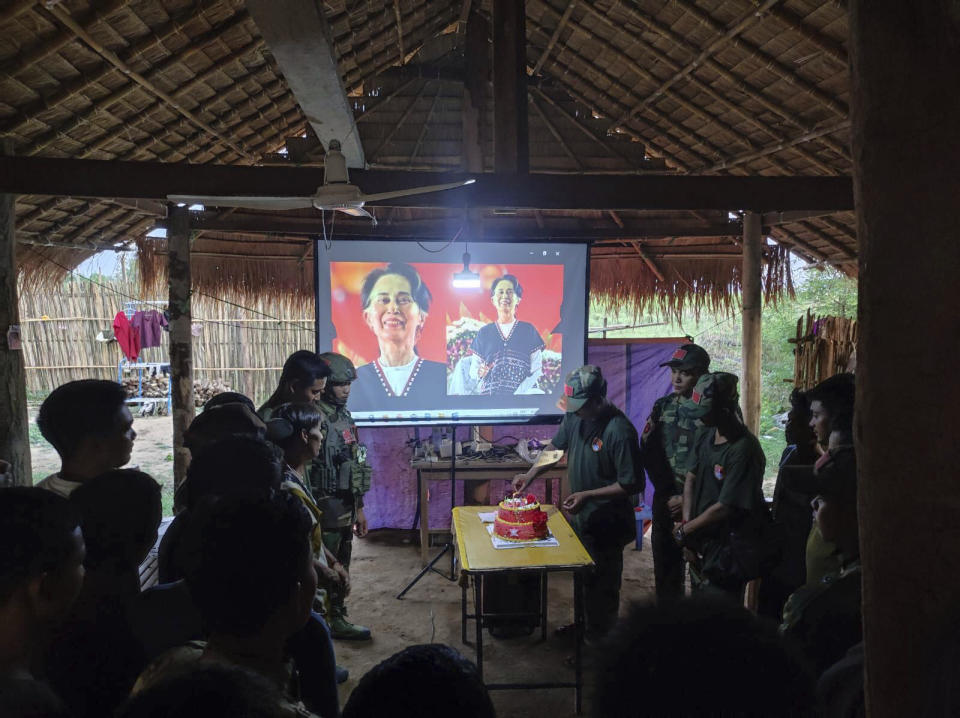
[2,0,858,315]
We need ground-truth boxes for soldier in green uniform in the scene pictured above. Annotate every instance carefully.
[674,372,767,599]
[640,343,711,601]
[311,352,373,641]
[513,365,643,641]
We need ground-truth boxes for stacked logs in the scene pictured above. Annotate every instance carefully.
[122,376,233,408]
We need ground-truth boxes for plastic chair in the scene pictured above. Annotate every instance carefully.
[634,505,653,550]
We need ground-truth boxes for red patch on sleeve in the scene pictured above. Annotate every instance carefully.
[671,348,688,360]
[692,390,702,404]
[342,429,356,444]
[564,384,574,396]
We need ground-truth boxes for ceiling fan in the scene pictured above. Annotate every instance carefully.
[168,139,475,225]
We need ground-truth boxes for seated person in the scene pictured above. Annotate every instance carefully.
[133,493,320,714]
[0,488,84,714]
[593,597,815,717]
[43,470,162,718]
[342,644,494,718]
[36,379,136,497]
[158,436,283,583]
[118,663,306,718]
[780,446,862,677]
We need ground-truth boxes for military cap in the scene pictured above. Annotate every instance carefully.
[659,343,711,372]
[681,371,740,419]
[556,364,607,413]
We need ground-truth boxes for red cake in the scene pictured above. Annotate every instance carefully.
[494,494,549,542]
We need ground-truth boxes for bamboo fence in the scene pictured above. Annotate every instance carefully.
[791,309,858,390]
[19,279,315,405]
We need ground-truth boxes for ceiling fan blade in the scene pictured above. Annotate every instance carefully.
[167,195,315,211]
[336,207,377,225]
[357,179,476,204]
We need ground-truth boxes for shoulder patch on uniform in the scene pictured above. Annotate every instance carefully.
[713,464,725,480]
[692,390,702,404]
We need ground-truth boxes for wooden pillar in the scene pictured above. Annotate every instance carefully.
[0,139,31,486]
[850,3,960,716]
[167,204,194,489]
[492,0,528,173]
[462,5,487,173]
[741,211,762,434]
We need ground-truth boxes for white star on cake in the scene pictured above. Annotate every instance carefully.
[509,528,519,537]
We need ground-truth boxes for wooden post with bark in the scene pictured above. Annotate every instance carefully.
[0,139,31,486]
[850,2,960,715]
[492,0,528,174]
[741,210,762,434]
[167,204,194,489]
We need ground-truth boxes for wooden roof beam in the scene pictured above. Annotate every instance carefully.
[0,0,129,79]
[629,239,666,281]
[667,0,848,118]
[528,86,645,169]
[0,156,854,211]
[0,0,234,139]
[529,93,583,170]
[769,226,831,265]
[37,4,255,160]
[591,0,851,163]
[766,5,848,66]
[368,82,429,161]
[796,220,857,259]
[531,0,577,77]
[409,91,441,163]
[0,0,35,25]
[246,0,363,167]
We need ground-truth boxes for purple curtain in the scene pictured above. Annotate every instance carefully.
[362,340,680,530]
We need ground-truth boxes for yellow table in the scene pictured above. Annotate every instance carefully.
[413,457,568,564]
[452,505,594,714]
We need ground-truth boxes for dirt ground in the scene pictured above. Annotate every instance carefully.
[29,413,657,716]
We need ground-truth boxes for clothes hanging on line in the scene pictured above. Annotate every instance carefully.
[113,311,140,361]
[132,310,168,349]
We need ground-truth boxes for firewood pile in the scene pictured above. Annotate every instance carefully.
[791,310,858,390]
[121,376,233,407]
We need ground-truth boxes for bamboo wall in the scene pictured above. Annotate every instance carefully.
[791,309,858,390]
[19,279,314,405]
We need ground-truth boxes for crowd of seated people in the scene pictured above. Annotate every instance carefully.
[0,368,879,716]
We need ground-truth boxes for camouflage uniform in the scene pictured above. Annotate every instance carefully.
[640,343,710,601]
[309,353,372,641]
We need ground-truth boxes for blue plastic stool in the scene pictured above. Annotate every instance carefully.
[634,505,653,551]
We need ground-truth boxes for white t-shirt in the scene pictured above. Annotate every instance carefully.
[35,473,83,498]
[380,356,419,396]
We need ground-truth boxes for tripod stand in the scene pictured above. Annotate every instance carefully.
[397,424,460,599]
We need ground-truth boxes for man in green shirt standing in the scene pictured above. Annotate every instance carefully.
[514,365,643,641]
[674,372,767,599]
[311,352,373,641]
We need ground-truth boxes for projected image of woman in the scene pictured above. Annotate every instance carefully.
[352,262,447,404]
[469,274,546,395]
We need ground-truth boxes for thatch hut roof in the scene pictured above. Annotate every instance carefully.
[2,0,857,315]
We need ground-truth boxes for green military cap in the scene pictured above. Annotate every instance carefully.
[556,364,607,412]
[681,371,740,418]
[319,352,357,382]
[659,343,711,372]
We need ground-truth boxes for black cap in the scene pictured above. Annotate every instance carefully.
[659,343,710,372]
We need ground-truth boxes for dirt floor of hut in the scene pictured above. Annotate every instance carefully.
[30,413,657,716]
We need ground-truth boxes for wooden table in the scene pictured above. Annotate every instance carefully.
[452,505,594,714]
[412,457,567,564]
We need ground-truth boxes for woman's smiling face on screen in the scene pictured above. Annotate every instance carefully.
[362,272,425,347]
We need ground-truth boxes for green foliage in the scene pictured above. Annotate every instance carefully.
[589,264,858,492]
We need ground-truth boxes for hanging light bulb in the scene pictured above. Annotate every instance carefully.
[452,246,481,289]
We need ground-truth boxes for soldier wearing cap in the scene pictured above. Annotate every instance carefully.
[513,365,644,641]
[673,372,768,599]
[309,352,373,641]
[779,445,861,676]
[640,342,711,601]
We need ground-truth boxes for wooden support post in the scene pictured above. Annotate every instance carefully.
[850,3,960,716]
[741,211,762,434]
[0,139,30,486]
[492,0,528,173]
[167,204,194,489]
[461,5,486,173]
